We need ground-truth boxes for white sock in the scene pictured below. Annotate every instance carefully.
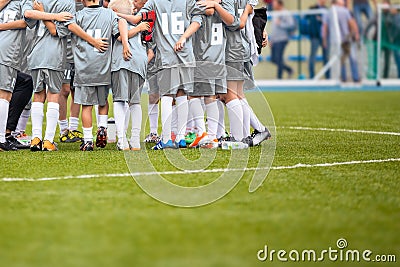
[68,117,79,131]
[175,95,188,142]
[216,99,225,138]
[31,102,44,139]
[83,127,93,142]
[130,104,142,148]
[94,105,99,128]
[206,101,219,140]
[240,98,251,138]
[58,119,68,132]
[0,99,10,143]
[16,109,31,133]
[98,114,108,128]
[186,108,194,134]
[44,102,59,143]
[249,106,265,132]
[124,102,130,133]
[189,98,205,136]
[226,99,244,141]
[148,103,158,134]
[113,101,126,142]
[161,96,173,143]
[171,104,178,135]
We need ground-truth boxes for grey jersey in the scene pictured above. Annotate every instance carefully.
[225,0,251,62]
[66,1,84,64]
[20,27,35,73]
[0,0,34,70]
[112,22,147,79]
[27,0,74,71]
[138,0,204,68]
[193,0,235,79]
[67,6,119,86]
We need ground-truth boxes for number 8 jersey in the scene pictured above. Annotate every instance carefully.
[137,0,205,69]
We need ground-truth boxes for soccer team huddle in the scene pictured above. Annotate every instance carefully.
[0,0,271,152]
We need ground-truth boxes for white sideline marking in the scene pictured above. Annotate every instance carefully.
[280,126,400,136]
[2,158,400,182]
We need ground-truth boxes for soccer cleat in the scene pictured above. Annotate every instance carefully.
[30,137,42,151]
[185,132,196,145]
[251,127,272,146]
[189,132,209,148]
[69,130,84,143]
[0,140,18,151]
[59,129,70,143]
[6,135,29,149]
[217,135,236,148]
[176,139,187,148]
[241,136,254,147]
[42,140,58,151]
[80,141,94,151]
[152,140,177,150]
[199,138,219,149]
[116,143,130,151]
[144,132,160,143]
[129,138,141,151]
[96,126,107,148]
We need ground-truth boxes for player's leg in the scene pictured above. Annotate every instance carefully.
[42,70,63,151]
[111,70,129,150]
[80,104,94,151]
[58,74,71,142]
[96,86,109,149]
[5,72,34,149]
[144,73,160,143]
[216,97,226,139]
[0,65,17,151]
[128,74,145,151]
[30,69,46,151]
[152,68,176,150]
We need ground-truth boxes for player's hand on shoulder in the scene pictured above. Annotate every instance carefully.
[174,36,186,52]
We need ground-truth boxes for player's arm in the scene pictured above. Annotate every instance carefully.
[24,9,72,22]
[33,1,57,36]
[67,23,109,52]
[197,1,234,25]
[118,18,132,60]
[116,13,142,25]
[239,4,253,29]
[117,21,149,40]
[0,0,10,11]
[0,20,27,31]
[349,17,360,42]
[174,21,201,52]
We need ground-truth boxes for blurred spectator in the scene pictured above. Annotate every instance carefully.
[264,0,273,11]
[323,0,360,82]
[307,0,330,79]
[349,0,377,34]
[381,1,400,78]
[270,0,295,79]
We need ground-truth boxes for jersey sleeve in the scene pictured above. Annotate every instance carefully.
[187,0,203,26]
[22,0,36,29]
[137,0,155,16]
[111,11,119,37]
[57,2,75,38]
[222,0,236,17]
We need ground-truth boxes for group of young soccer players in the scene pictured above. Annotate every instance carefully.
[0,0,271,152]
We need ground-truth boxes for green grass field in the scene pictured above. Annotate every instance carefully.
[0,91,399,267]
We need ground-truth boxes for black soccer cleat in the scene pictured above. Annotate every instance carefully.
[6,135,29,149]
[0,139,18,151]
[80,141,94,151]
[95,126,107,148]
